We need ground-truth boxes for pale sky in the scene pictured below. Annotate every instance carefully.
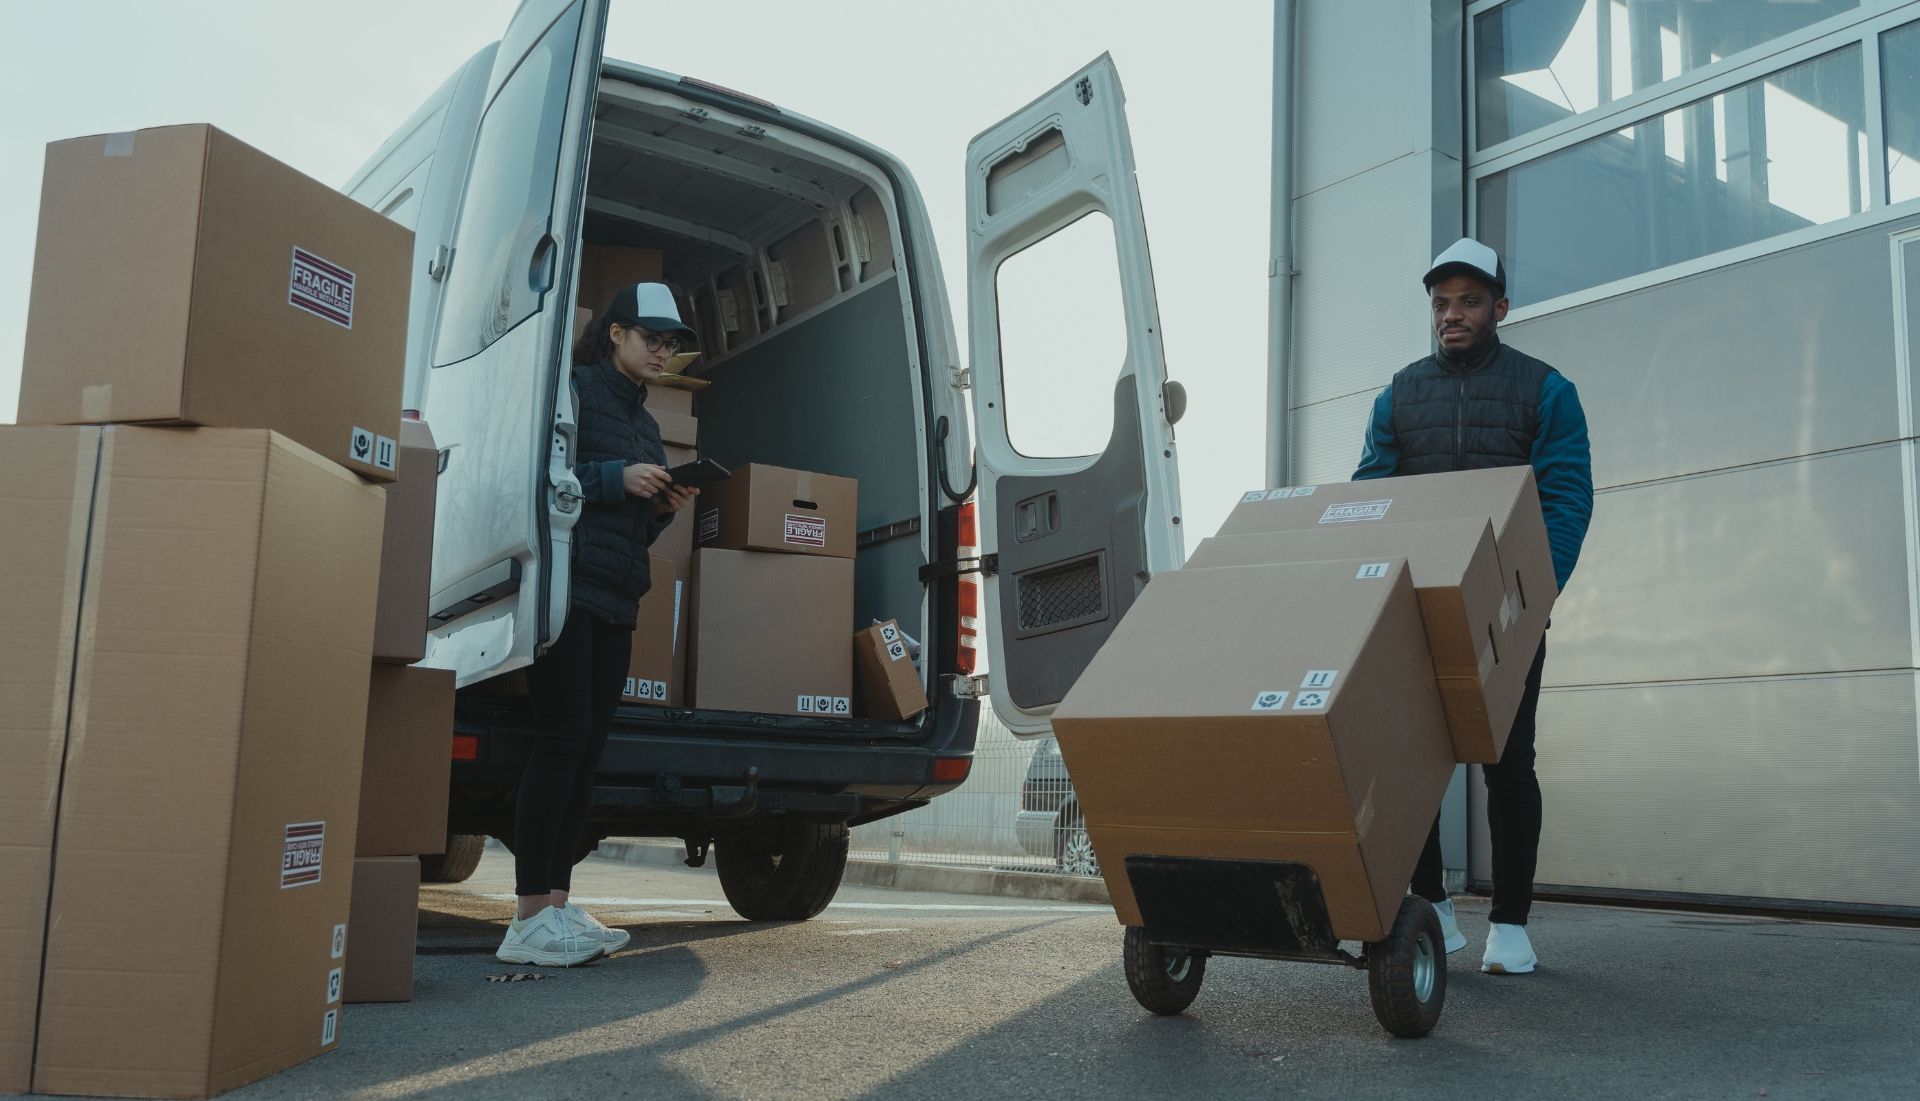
[0,0,1275,544]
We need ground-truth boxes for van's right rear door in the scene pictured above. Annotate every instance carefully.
[420,0,611,687]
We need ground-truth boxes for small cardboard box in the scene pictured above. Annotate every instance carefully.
[696,464,858,560]
[689,549,855,716]
[653,409,698,449]
[855,621,928,721]
[1216,467,1557,658]
[357,665,455,858]
[373,421,439,665]
[622,556,678,706]
[648,386,695,419]
[17,125,410,482]
[343,857,420,1005]
[1188,518,1521,762]
[1052,558,1454,944]
[7,425,383,1098]
[576,244,664,310]
[572,306,594,345]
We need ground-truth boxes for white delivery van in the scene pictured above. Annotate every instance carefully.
[345,0,1184,917]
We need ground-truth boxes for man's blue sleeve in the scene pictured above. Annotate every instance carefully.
[1352,386,1398,481]
[574,460,628,504]
[1530,373,1594,591]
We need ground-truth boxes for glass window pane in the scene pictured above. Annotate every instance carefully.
[1480,46,1866,308]
[995,213,1126,459]
[1476,0,1859,149]
[433,8,579,366]
[1886,20,1920,205]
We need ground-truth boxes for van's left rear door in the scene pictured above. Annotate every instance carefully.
[420,0,611,686]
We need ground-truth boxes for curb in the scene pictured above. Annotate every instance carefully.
[593,840,1112,906]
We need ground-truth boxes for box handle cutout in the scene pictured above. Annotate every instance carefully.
[1515,570,1528,609]
[792,498,819,511]
[1486,623,1500,667]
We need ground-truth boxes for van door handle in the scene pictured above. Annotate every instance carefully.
[528,232,556,294]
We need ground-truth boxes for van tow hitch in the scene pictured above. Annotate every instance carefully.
[683,839,711,868]
[710,767,761,820]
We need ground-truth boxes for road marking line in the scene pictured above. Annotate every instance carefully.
[478,894,1102,914]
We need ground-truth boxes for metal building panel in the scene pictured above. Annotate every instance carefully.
[1533,672,1920,910]
[1550,444,1912,688]
[1287,390,1379,487]
[1292,152,1443,410]
[1505,218,1910,491]
[1293,0,1430,198]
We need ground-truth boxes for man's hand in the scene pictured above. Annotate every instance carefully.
[622,463,671,499]
[656,484,699,515]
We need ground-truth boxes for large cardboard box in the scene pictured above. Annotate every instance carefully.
[653,409,698,449]
[343,858,420,1005]
[647,386,695,419]
[357,665,455,858]
[1051,558,1454,943]
[372,421,439,664]
[4,426,383,1098]
[16,125,410,483]
[689,550,855,716]
[1188,518,1522,762]
[622,556,679,706]
[576,244,664,311]
[572,306,594,345]
[0,428,101,1095]
[658,446,699,702]
[854,621,929,721]
[696,465,858,560]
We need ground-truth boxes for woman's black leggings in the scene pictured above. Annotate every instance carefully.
[515,606,632,897]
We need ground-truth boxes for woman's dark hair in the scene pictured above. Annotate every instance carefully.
[572,314,616,366]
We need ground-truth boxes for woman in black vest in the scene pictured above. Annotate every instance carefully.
[496,282,699,968]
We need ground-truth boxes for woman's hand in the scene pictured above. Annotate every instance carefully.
[622,463,670,499]
[656,484,699,515]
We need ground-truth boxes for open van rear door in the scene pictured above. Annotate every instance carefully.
[965,55,1185,736]
[419,0,611,686]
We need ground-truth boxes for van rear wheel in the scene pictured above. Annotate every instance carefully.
[419,833,486,884]
[715,822,850,921]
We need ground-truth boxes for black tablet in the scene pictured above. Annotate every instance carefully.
[666,458,732,488]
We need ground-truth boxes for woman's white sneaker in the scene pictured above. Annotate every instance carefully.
[1481,922,1538,974]
[564,904,632,952]
[496,906,605,967]
[1432,898,1468,954]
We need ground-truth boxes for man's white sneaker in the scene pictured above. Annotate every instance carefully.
[1432,898,1468,954]
[496,906,605,967]
[1481,922,1537,974]
[564,904,631,952]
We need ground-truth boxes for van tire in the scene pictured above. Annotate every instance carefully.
[420,833,487,884]
[715,822,851,921]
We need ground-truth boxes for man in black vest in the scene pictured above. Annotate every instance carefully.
[1353,238,1594,975]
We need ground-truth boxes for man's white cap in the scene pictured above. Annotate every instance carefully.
[1423,238,1506,295]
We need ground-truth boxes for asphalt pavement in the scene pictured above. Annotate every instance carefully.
[55,850,1920,1100]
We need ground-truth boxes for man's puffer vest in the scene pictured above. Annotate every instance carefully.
[1387,342,1555,474]
[570,360,664,627]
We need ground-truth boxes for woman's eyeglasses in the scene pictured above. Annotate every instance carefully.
[620,326,683,355]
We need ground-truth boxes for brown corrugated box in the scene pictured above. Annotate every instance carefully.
[854,621,928,721]
[653,409,698,449]
[622,556,678,706]
[572,306,593,345]
[356,665,454,858]
[658,446,698,701]
[13,426,383,1098]
[696,464,857,560]
[1051,558,1454,943]
[372,421,438,664]
[689,549,854,716]
[648,386,694,419]
[16,125,410,483]
[0,428,101,1095]
[1188,518,1521,762]
[576,244,663,311]
[343,858,419,1005]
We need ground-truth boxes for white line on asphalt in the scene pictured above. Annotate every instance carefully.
[481,894,1102,913]
[834,927,911,936]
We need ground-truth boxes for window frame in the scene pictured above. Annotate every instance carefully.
[1465,0,1920,323]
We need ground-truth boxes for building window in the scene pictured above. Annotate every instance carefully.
[1479,45,1867,307]
[1887,20,1920,203]
[1475,0,1860,150]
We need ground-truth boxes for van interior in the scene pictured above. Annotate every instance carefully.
[574,77,932,712]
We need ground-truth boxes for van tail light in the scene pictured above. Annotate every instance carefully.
[932,756,972,784]
[956,499,981,676]
[451,734,479,762]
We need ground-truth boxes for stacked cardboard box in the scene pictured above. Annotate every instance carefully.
[3,123,413,1096]
[650,383,699,702]
[1052,467,1558,944]
[690,465,859,716]
[854,621,930,721]
[621,555,680,706]
[575,244,664,312]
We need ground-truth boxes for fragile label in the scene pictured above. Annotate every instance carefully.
[784,514,828,548]
[1301,669,1338,690]
[326,967,343,1005]
[289,247,355,329]
[282,821,325,888]
[1319,499,1391,524]
[350,427,376,466]
[373,434,398,472]
[330,923,347,959]
[697,509,721,544]
[1250,690,1290,711]
[1355,562,1390,580]
[321,1009,338,1046]
[796,695,852,716]
[1293,690,1331,711]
